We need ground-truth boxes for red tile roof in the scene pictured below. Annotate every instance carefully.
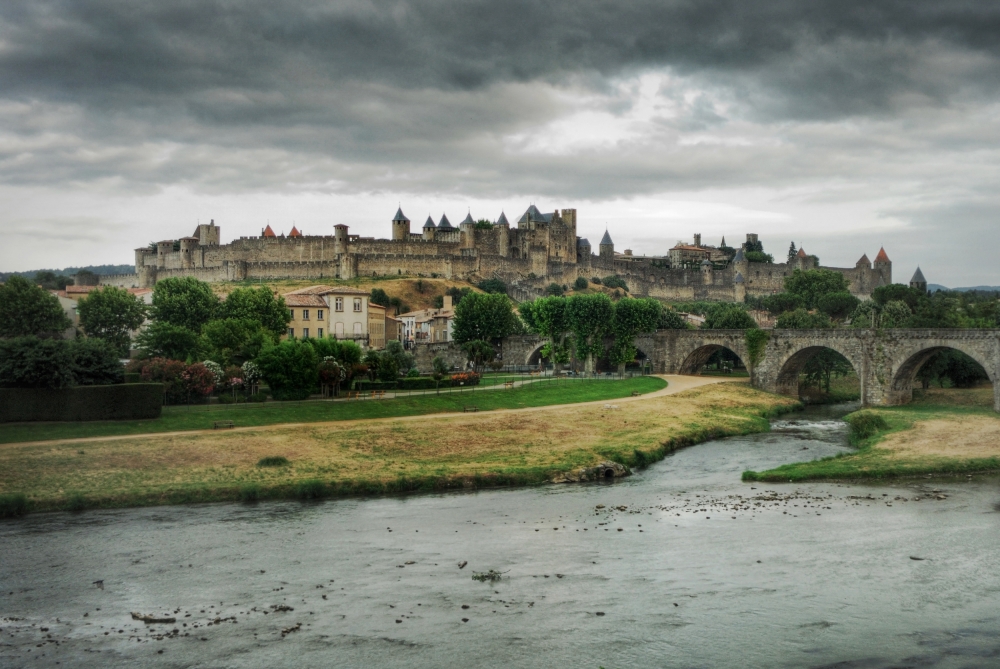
[797,247,807,258]
[289,226,302,238]
[262,224,276,238]
[283,294,327,307]
[874,247,890,262]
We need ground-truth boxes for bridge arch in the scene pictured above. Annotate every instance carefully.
[678,343,747,375]
[888,343,996,406]
[773,343,863,400]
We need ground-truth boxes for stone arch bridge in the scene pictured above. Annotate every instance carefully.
[503,329,1000,412]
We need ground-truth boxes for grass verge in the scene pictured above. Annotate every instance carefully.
[0,382,797,515]
[743,386,1000,482]
[0,376,665,445]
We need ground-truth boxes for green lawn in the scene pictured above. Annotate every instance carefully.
[743,386,1000,482]
[0,376,666,445]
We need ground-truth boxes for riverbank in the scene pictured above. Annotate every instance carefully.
[0,376,665,445]
[0,381,797,515]
[743,386,1000,482]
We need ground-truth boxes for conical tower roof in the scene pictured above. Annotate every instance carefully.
[910,266,926,283]
[856,253,871,267]
[423,216,436,229]
[392,207,409,223]
[461,213,475,226]
[289,225,302,238]
[496,211,510,226]
[262,224,276,238]
[797,247,808,258]
[874,247,890,263]
[733,248,745,262]
[600,230,613,245]
[438,213,454,229]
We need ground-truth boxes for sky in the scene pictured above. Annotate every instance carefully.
[1,1,999,286]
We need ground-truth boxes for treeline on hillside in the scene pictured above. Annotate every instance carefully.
[0,265,134,288]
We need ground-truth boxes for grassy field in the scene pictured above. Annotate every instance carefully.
[0,377,665,445]
[744,385,1000,482]
[0,382,797,514]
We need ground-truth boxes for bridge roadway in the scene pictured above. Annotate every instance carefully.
[503,329,1000,412]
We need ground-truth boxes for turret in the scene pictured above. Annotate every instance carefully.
[334,224,349,254]
[179,236,199,269]
[909,267,927,293]
[156,240,173,269]
[874,247,892,284]
[700,258,712,283]
[422,216,436,241]
[195,220,220,246]
[391,207,410,241]
[459,212,475,248]
[599,229,614,260]
[577,237,591,262]
[496,212,510,257]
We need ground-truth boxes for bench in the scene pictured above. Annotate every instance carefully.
[371,390,386,400]
[213,420,235,430]
[346,391,360,400]
[463,406,479,413]
[503,381,515,390]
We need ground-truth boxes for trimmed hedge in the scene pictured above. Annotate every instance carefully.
[354,377,452,391]
[0,384,164,422]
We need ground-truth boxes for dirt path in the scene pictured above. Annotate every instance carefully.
[4,375,739,449]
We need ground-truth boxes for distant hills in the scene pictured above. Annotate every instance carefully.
[928,283,1000,293]
[0,265,133,281]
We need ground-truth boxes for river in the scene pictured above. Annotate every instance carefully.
[2,403,999,668]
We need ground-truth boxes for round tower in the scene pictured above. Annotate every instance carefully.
[179,237,198,269]
[334,224,349,254]
[156,240,173,269]
[391,207,410,241]
[909,267,927,293]
[874,247,892,284]
[599,229,614,261]
[496,212,510,257]
[700,258,713,284]
[459,212,476,248]
[422,216,436,241]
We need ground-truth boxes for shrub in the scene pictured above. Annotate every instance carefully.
[0,276,72,338]
[0,493,28,518]
[601,275,628,291]
[406,368,420,378]
[255,339,319,401]
[398,377,441,390]
[0,336,75,389]
[139,357,188,403]
[573,277,588,290]
[66,492,87,512]
[239,483,261,502]
[217,394,237,404]
[545,283,564,296]
[295,479,326,500]
[182,363,216,398]
[591,277,602,285]
[257,456,290,467]
[476,278,507,295]
[69,338,124,386]
[124,373,142,384]
[845,412,889,441]
[245,392,267,403]
[450,372,480,386]
[0,384,164,422]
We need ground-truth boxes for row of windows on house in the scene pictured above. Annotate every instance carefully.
[288,299,363,321]
[287,322,364,338]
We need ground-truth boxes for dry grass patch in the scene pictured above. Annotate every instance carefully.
[0,383,796,511]
[877,416,1000,460]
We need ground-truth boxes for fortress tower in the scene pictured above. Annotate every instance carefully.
[909,267,927,293]
[874,247,892,285]
[599,230,614,260]
[334,224,349,254]
[391,207,410,241]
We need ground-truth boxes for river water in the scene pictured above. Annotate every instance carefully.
[3,403,1000,669]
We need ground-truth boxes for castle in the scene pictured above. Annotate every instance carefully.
[99,205,892,301]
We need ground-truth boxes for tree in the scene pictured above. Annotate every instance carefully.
[609,297,660,372]
[703,304,758,329]
[546,283,564,296]
[452,292,519,344]
[219,286,289,337]
[69,338,124,385]
[573,276,588,291]
[0,337,75,388]
[150,277,219,332]
[817,292,860,321]
[601,275,628,291]
[787,242,797,263]
[74,269,99,286]
[474,219,494,230]
[881,300,913,328]
[384,339,414,374]
[784,269,850,309]
[566,293,614,372]
[850,301,880,328]
[745,251,773,263]
[33,271,70,290]
[375,352,399,383]
[0,276,72,338]
[370,288,391,308]
[476,278,507,295]
[802,350,854,392]
[200,318,272,366]
[432,356,449,382]
[762,292,804,315]
[872,284,924,309]
[135,321,202,360]
[462,340,496,373]
[658,308,687,330]
[255,339,319,400]
[776,309,832,329]
[520,296,570,367]
[77,286,147,356]
[744,328,770,383]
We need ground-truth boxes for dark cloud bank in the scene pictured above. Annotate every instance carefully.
[1,1,999,281]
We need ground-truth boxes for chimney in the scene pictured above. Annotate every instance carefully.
[443,295,453,310]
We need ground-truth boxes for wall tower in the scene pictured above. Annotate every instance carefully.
[391,207,410,241]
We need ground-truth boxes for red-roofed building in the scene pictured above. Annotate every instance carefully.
[262,225,276,238]
[288,226,302,238]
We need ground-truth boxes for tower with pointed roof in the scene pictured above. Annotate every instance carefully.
[422,215,436,242]
[391,207,410,241]
[873,246,892,285]
[599,229,614,261]
[909,267,927,293]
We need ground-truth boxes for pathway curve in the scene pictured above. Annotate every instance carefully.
[4,375,741,449]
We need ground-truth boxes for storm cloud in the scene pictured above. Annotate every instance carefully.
[1,1,999,281]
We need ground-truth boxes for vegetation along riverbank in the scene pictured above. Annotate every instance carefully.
[0,381,796,516]
[744,386,1000,482]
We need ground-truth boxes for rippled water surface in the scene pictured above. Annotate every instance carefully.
[3,403,1000,668]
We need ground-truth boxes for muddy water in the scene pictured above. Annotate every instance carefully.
[3,403,1000,669]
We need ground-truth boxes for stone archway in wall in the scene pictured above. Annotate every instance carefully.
[678,344,747,376]
[773,344,863,401]
[888,344,997,409]
[525,341,548,367]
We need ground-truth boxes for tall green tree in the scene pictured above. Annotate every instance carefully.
[784,269,850,309]
[703,303,758,329]
[77,286,147,356]
[817,292,860,321]
[200,318,272,366]
[609,297,660,372]
[150,277,219,332]
[776,309,832,329]
[452,292,519,344]
[255,339,319,401]
[566,293,614,372]
[520,296,571,366]
[0,276,72,338]
[68,338,124,385]
[0,336,75,388]
[218,286,289,337]
[462,340,496,373]
[135,321,202,360]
